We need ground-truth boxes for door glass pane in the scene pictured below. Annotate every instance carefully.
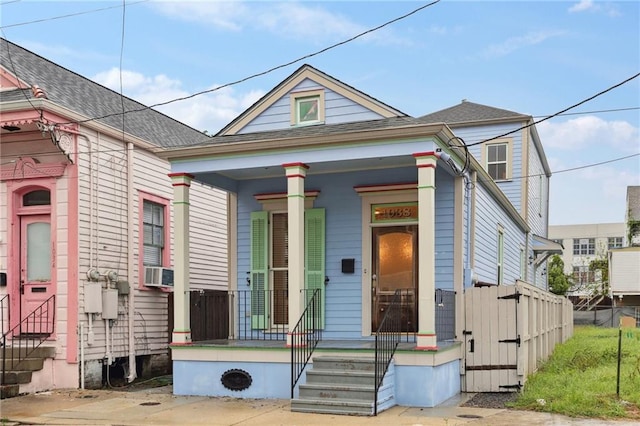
[372,226,417,332]
[378,232,413,291]
[27,222,51,282]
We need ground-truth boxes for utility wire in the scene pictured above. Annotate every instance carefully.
[0,0,148,29]
[54,0,442,127]
[533,106,639,118]
[4,150,638,185]
[468,72,640,147]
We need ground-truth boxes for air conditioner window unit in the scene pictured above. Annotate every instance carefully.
[144,266,174,287]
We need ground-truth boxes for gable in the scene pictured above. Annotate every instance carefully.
[0,65,29,91]
[218,64,406,136]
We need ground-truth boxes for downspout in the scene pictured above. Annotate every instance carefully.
[126,141,137,382]
[464,171,472,286]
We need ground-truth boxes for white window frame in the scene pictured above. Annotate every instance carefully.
[290,89,325,126]
[482,138,513,181]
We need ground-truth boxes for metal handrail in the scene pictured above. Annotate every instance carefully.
[0,294,9,338]
[1,295,55,386]
[290,288,322,398]
[374,289,401,416]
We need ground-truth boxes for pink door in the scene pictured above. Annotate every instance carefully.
[20,214,54,335]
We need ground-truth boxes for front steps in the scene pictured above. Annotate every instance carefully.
[291,356,396,416]
[0,346,56,399]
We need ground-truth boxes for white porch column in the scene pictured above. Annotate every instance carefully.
[413,152,438,350]
[283,162,308,347]
[169,172,194,345]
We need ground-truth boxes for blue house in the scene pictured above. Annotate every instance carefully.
[161,65,569,415]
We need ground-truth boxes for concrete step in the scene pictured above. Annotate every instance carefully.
[290,398,374,416]
[0,384,20,400]
[1,357,44,372]
[306,369,376,386]
[0,370,33,385]
[298,383,375,401]
[311,356,375,372]
[1,346,56,359]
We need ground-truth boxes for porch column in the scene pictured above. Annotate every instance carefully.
[413,152,438,350]
[283,163,308,347]
[169,172,194,345]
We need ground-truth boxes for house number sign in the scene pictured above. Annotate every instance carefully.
[372,203,418,223]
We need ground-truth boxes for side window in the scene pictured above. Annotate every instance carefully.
[486,143,508,180]
[143,200,165,266]
[497,227,504,285]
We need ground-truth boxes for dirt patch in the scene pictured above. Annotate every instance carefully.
[461,392,519,409]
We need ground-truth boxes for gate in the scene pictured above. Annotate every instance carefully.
[463,281,574,392]
[463,285,520,392]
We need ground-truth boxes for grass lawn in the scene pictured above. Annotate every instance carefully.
[510,325,640,419]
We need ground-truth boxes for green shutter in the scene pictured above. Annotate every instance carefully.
[250,211,269,329]
[305,208,325,329]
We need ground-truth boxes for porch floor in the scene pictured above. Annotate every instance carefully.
[188,339,458,351]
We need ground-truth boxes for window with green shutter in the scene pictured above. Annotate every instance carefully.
[249,208,326,329]
[250,211,269,329]
[305,208,325,328]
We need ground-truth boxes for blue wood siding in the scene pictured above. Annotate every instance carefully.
[452,123,524,213]
[235,166,456,339]
[473,181,526,286]
[238,78,386,134]
[526,133,548,237]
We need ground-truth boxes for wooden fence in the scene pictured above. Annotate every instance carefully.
[168,290,229,342]
[463,280,573,392]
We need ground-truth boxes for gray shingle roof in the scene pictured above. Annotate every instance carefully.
[172,116,424,149]
[1,38,209,148]
[419,100,529,125]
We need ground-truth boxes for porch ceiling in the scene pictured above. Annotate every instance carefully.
[212,155,418,181]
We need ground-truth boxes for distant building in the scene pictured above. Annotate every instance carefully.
[549,223,626,295]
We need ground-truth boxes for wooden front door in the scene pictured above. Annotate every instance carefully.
[371,225,418,332]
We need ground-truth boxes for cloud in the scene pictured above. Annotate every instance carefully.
[538,116,639,152]
[550,161,640,224]
[479,30,566,59]
[149,1,248,31]
[92,67,264,134]
[568,0,621,17]
[149,1,406,45]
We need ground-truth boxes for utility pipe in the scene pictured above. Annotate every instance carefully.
[126,141,137,382]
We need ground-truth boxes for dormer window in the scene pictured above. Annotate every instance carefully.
[482,139,513,181]
[290,89,324,126]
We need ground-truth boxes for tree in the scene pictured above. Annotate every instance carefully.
[548,254,572,295]
[589,257,609,296]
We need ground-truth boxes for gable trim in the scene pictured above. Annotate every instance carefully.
[219,65,406,136]
[0,65,29,91]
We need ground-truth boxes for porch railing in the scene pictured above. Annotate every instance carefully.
[1,295,55,386]
[290,288,322,398]
[229,290,288,340]
[374,289,401,416]
[0,294,9,337]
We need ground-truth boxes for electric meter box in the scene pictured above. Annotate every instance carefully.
[102,289,118,319]
[85,283,103,313]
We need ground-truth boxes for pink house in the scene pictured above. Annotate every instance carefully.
[0,39,227,396]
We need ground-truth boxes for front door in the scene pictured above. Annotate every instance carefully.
[20,214,53,334]
[371,225,418,332]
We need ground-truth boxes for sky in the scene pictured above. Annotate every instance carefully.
[1,0,638,226]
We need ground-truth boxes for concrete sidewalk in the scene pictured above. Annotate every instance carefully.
[0,387,636,426]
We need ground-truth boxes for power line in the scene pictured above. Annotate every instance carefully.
[467,72,640,147]
[0,1,148,29]
[4,150,638,185]
[533,106,639,118]
[54,0,442,127]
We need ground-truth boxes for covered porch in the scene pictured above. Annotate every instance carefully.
[162,121,467,409]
